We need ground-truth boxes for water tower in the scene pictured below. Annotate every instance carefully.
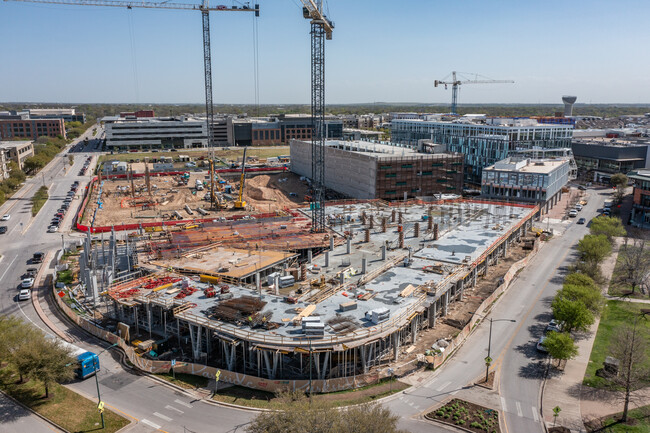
[562,95,577,117]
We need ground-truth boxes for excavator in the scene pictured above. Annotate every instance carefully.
[233,147,248,210]
[208,159,227,210]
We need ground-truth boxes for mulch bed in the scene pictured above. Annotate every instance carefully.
[425,398,500,433]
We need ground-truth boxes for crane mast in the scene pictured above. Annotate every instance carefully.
[300,0,333,233]
[434,71,514,115]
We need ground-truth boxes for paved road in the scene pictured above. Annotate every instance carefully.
[0,392,62,433]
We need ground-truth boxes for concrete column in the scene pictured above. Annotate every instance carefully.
[381,244,386,260]
[391,209,396,222]
[339,272,344,285]
[369,215,374,229]
[434,223,439,240]
[324,251,329,267]
[256,272,261,294]
[429,302,437,327]
[365,228,370,243]
[361,257,367,274]
[473,268,478,287]
[308,249,312,263]
[398,212,403,224]
[414,222,420,238]
[147,304,152,337]
[392,333,400,361]
[443,291,449,316]
[346,238,351,254]
[398,232,404,248]
[504,239,509,258]
[411,318,418,342]
[382,217,387,233]
[330,236,334,251]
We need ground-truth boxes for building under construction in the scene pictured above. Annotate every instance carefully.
[102,198,538,384]
[290,140,464,200]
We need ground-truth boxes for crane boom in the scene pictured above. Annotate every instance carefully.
[3,0,257,12]
[299,0,333,39]
[434,71,514,115]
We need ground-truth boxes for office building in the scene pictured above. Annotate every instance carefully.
[290,139,463,200]
[103,116,207,150]
[629,170,650,228]
[391,117,574,185]
[572,138,650,183]
[481,157,570,214]
[0,140,35,170]
[0,112,66,140]
[28,108,85,123]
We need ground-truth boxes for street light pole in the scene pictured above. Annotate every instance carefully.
[484,318,516,383]
[93,357,105,429]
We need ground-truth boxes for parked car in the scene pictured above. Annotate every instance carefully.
[546,320,562,333]
[1,214,10,221]
[536,336,548,353]
[0,226,7,234]
[575,204,583,211]
[18,289,30,301]
[576,217,586,225]
[21,277,35,289]
[568,210,578,218]
[32,252,44,263]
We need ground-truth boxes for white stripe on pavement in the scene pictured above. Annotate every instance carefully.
[516,401,523,417]
[165,405,184,414]
[153,412,173,422]
[532,407,539,422]
[500,397,507,413]
[174,399,193,408]
[436,381,451,391]
[141,419,161,429]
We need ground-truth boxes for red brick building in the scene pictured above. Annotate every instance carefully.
[0,118,66,140]
[119,110,155,118]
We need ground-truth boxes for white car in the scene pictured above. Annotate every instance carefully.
[1,214,10,221]
[21,278,35,289]
[536,336,548,353]
[47,225,58,233]
[568,210,578,218]
[575,204,583,211]
[18,289,30,301]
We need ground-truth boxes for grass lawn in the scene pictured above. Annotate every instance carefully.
[583,301,650,389]
[155,372,209,389]
[608,247,650,299]
[0,364,129,433]
[585,405,650,432]
[31,186,48,217]
[98,146,290,164]
[212,377,409,409]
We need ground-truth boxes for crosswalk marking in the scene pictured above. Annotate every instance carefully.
[436,381,451,391]
[500,396,507,413]
[174,399,193,408]
[153,412,172,422]
[532,406,539,422]
[516,401,523,417]
[165,405,184,414]
[141,419,161,429]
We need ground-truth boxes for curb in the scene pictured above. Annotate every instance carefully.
[0,389,69,433]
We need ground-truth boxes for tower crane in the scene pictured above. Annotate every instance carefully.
[4,0,259,176]
[299,0,333,233]
[434,71,514,115]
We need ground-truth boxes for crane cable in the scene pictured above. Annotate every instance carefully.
[127,10,140,104]
[252,12,260,117]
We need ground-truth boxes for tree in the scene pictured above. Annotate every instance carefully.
[0,317,46,382]
[543,332,578,366]
[246,392,408,433]
[564,273,598,291]
[22,337,75,398]
[590,216,626,241]
[612,237,650,296]
[608,320,649,423]
[551,297,595,333]
[557,284,603,315]
[611,173,628,189]
[577,234,612,266]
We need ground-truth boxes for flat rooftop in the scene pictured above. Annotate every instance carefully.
[0,140,32,149]
[486,158,568,174]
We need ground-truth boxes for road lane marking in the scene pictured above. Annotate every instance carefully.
[398,395,404,401]
[532,406,539,422]
[515,401,522,417]
[141,419,161,429]
[153,412,172,422]
[451,389,459,395]
[164,405,184,414]
[501,396,507,412]
[174,399,192,408]
[0,256,18,282]
[436,381,451,391]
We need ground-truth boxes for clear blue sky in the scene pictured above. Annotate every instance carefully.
[1,0,648,104]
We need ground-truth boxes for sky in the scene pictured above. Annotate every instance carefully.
[1,0,649,105]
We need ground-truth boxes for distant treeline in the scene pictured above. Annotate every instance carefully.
[2,102,650,119]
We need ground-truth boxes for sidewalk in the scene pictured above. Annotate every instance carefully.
[541,237,623,432]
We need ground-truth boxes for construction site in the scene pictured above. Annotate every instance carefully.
[78,168,310,229]
[82,198,540,386]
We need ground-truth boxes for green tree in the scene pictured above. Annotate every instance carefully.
[246,392,408,433]
[551,297,595,333]
[612,237,650,295]
[610,173,628,189]
[22,337,76,398]
[564,273,598,291]
[590,216,626,241]
[577,234,612,266]
[557,284,603,315]
[543,332,578,366]
[1,318,46,382]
